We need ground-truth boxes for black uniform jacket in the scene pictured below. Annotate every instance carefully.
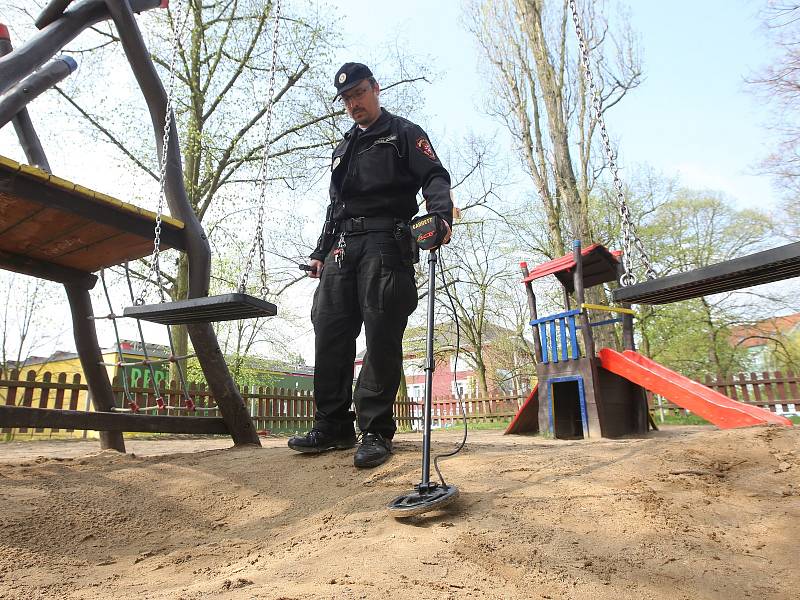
[310,108,452,261]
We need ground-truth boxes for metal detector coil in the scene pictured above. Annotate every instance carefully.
[387,483,460,518]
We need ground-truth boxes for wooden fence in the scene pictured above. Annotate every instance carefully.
[0,368,527,438]
[650,370,800,419]
[1,370,88,435]
[6,366,795,438]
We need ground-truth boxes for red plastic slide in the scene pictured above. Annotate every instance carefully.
[505,383,539,434]
[598,348,792,428]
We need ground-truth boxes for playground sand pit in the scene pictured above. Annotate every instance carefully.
[0,426,798,599]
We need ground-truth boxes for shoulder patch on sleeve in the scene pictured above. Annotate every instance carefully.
[415,136,437,161]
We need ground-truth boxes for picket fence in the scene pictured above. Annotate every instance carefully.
[651,370,800,418]
[0,368,525,438]
[4,368,797,439]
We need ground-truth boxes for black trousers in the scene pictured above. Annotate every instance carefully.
[311,231,418,439]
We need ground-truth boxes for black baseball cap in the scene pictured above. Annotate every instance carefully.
[333,62,373,101]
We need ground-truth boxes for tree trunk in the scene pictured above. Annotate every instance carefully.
[398,370,408,398]
[513,0,618,351]
[585,287,616,350]
[473,346,490,395]
[170,253,190,383]
[639,305,653,358]
[516,0,592,246]
[701,298,724,376]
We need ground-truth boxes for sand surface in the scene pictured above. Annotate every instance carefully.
[1,426,798,599]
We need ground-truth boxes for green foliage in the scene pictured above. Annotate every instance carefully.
[592,184,781,378]
[184,355,279,389]
[635,191,778,377]
[643,192,774,275]
[638,301,751,379]
[764,329,800,372]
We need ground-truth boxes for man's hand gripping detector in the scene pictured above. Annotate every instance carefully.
[410,214,449,251]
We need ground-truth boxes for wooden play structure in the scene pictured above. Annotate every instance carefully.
[505,241,792,438]
[506,241,650,438]
[0,0,281,452]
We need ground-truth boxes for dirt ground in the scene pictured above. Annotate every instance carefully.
[0,425,798,600]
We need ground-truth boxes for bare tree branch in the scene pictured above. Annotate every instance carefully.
[53,86,158,180]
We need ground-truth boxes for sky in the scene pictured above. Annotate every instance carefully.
[0,0,790,362]
[328,0,780,208]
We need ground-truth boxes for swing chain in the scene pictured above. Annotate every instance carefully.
[568,0,656,285]
[239,0,282,299]
[137,0,188,304]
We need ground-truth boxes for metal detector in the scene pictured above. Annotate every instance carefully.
[386,249,460,518]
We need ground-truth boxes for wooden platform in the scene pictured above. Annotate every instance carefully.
[0,154,186,287]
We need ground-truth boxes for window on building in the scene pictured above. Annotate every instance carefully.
[408,384,424,398]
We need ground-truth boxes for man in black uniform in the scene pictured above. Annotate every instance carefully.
[288,62,453,468]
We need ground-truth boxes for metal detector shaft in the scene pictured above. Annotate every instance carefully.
[387,247,461,517]
[420,249,437,487]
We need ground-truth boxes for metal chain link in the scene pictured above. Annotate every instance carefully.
[568,0,656,285]
[137,0,189,304]
[239,0,282,299]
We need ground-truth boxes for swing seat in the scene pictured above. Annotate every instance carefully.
[123,293,277,325]
[612,241,800,305]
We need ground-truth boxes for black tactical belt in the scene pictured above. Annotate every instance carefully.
[336,216,405,233]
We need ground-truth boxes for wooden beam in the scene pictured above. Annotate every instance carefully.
[0,405,231,434]
[0,248,97,287]
[0,0,164,97]
[35,1,75,30]
[64,282,125,451]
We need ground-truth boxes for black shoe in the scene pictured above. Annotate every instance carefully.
[353,432,393,468]
[288,428,357,454]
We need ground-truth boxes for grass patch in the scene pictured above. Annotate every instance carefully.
[440,420,511,431]
[395,420,513,434]
[653,412,800,426]
[653,412,712,426]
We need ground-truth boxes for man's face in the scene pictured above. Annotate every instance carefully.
[340,79,381,127]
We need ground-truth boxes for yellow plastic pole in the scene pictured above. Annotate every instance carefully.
[580,303,636,316]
